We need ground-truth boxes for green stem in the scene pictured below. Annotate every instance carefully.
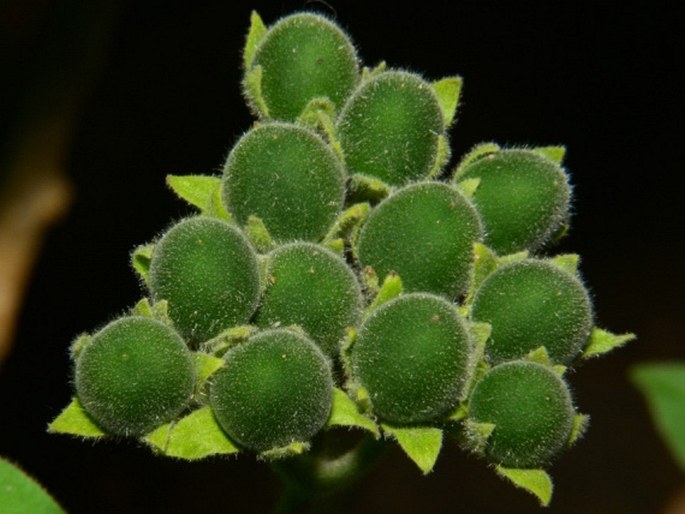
[271,433,387,513]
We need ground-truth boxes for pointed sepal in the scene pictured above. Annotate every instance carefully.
[323,202,370,245]
[346,174,392,205]
[429,134,451,177]
[568,413,590,446]
[582,328,636,359]
[326,388,380,437]
[193,352,225,388]
[131,243,154,285]
[166,175,231,221]
[243,11,267,69]
[201,325,258,356]
[130,298,170,323]
[260,441,310,461]
[549,253,580,275]
[243,65,269,118]
[495,466,554,507]
[361,61,387,83]
[382,424,443,475]
[296,97,336,130]
[245,214,275,253]
[532,145,566,164]
[456,177,480,199]
[365,272,403,316]
[463,419,495,453]
[453,142,500,179]
[144,406,239,460]
[432,76,462,127]
[48,398,105,438]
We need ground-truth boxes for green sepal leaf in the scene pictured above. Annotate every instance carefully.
[463,242,497,309]
[532,145,566,164]
[193,352,225,387]
[260,441,310,461]
[463,419,495,453]
[201,325,258,356]
[631,363,685,471]
[144,406,239,460]
[497,250,529,266]
[462,321,492,398]
[568,413,590,446]
[323,202,370,245]
[243,11,267,69]
[296,97,336,129]
[0,457,65,514]
[326,388,380,437]
[432,76,462,126]
[323,238,345,255]
[429,134,451,177]
[69,333,91,361]
[524,346,554,367]
[361,265,380,298]
[549,253,580,275]
[469,321,492,350]
[131,244,154,285]
[365,272,403,315]
[382,424,443,474]
[495,466,553,507]
[165,175,232,221]
[130,298,169,323]
[245,214,275,253]
[456,177,480,199]
[243,65,269,118]
[48,398,105,438]
[582,328,636,359]
[453,142,500,179]
[361,61,387,82]
[448,403,468,422]
[315,109,344,162]
[346,174,392,205]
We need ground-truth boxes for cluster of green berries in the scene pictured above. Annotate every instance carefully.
[59,11,627,483]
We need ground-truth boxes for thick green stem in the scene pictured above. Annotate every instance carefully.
[271,432,387,513]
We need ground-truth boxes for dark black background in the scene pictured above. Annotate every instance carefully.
[1,1,683,513]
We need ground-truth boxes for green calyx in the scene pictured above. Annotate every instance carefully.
[455,148,571,254]
[148,216,260,344]
[471,258,593,365]
[222,122,345,243]
[75,316,195,437]
[255,242,363,359]
[244,12,359,121]
[351,293,471,425]
[210,329,333,452]
[358,181,483,299]
[337,70,445,185]
[467,360,575,468]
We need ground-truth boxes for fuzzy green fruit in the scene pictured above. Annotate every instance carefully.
[456,149,571,254]
[358,182,482,299]
[222,122,345,242]
[210,329,333,452]
[351,293,471,424]
[256,242,363,358]
[471,259,593,364]
[468,361,574,468]
[248,12,359,120]
[149,216,260,344]
[75,316,195,436]
[337,70,444,185]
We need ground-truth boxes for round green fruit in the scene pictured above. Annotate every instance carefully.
[210,329,333,452]
[337,70,444,185]
[456,149,570,254]
[468,360,574,468]
[255,243,363,358]
[471,259,593,364]
[75,316,195,436]
[358,182,482,299]
[149,216,260,344]
[351,293,471,424]
[249,12,359,120]
[222,122,345,242]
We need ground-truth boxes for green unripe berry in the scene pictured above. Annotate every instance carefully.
[75,316,195,436]
[358,182,482,299]
[210,329,333,452]
[248,12,359,120]
[351,293,471,425]
[222,122,345,242]
[256,243,363,358]
[456,149,571,254]
[468,361,574,468]
[471,259,593,364]
[337,70,445,185]
[149,216,260,344]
